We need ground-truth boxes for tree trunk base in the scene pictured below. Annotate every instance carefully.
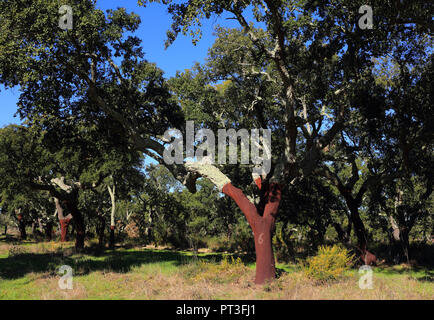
[59,217,72,242]
[109,226,115,249]
[253,218,276,285]
[360,249,377,266]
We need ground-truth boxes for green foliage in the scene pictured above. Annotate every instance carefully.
[7,244,27,258]
[272,222,293,262]
[303,245,355,283]
[228,217,255,253]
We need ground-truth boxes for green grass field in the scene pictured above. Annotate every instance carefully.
[0,240,433,300]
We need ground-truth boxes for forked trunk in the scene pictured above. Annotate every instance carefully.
[223,181,281,285]
[184,163,282,285]
[55,198,72,242]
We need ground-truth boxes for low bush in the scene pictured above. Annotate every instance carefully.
[182,255,250,284]
[302,245,355,283]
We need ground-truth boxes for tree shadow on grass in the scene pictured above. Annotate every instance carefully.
[0,247,252,280]
[0,235,19,243]
[0,235,39,244]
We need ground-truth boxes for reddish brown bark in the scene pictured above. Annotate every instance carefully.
[360,250,377,266]
[59,217,72,242]
[222,181,282,285]
[55,198,72,242]
[55,197,85,250]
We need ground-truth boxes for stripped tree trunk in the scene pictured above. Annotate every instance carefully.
[54,198,72,242]
[222,181,282,284]
[50,178,85,250]
[186,163,282,284]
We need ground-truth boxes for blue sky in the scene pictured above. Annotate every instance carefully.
[0,0,239,128]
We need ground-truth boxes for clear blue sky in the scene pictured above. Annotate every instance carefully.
[0,0,239,127]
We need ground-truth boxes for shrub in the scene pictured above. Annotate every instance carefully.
[303,245,355,282]
[124,221,140,239]
[183,255,249,284]
[204,236,231,252]
[7,244,27,257]
[228,218,255,253]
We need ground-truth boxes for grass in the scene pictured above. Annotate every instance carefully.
[0,240,433,300]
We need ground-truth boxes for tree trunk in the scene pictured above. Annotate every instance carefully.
[109,226,115,249]
[4,225,7,235]
[96,214,105,248]
[107,184,116,249]
[390,189,411,264]
[389,215,402,263]
[16,211,26,240]
[222,181,281,285]
[18,221,26,239]
[333,221,351,245]
[348,204,376,265]
[44,222,53,241]
[38,218,44,234]
[66,200,85,251]
[55,198,72,242]
[32,221,43,239]
[59,217,71,241]
[400,227,410,264]
[253,216,276,284]
[184,163,282,285]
